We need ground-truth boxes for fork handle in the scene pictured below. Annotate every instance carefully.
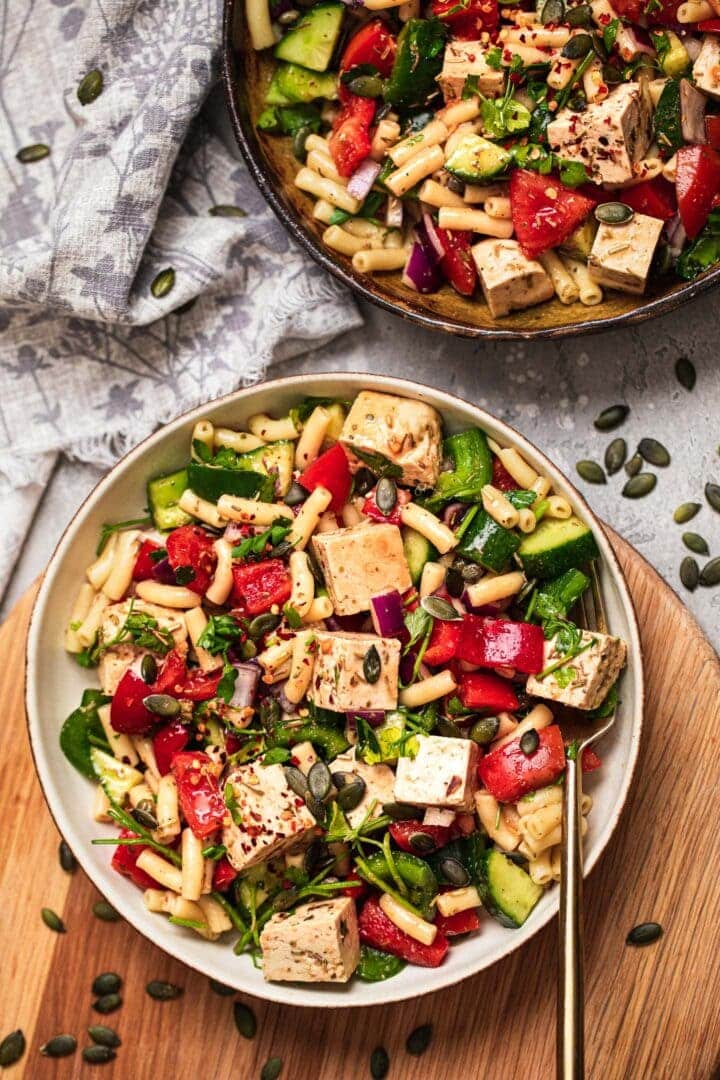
[557,754,585,1080]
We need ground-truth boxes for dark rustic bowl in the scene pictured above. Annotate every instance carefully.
[222,0,720,340]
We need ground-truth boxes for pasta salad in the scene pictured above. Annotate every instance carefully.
[248,0,720,318]
[62,391,626,984]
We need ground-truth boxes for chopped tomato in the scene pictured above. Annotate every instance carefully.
[299,443,352,512]
[431,0,499,39]
[152,649,188,697]
[165,524,217,595]
[435,907,481,936]
[181,668,224,702]
[212,856,239,893]
[340,867,369,903]
[231,558,292,616]
[111,829,160,889]
[171,751,227,839]
[152,719,191,775]
[621,177,676,221]
[478,724,566,802]
[698,17,720,29]
[358,897,449,967]
[582,746,602,773]
[458,671,519,713]
[110,669,154,735]
[362,484,410,525]
[491,456,517,492]
[676,144,720,239]
[423,619,462,666]
[329,95,375,178]
[340,20,396,79]
[132,539,162,581]
[510,169,596,259]
[389,820,452,854]
[457,615,545,675]
[437,228,477,297]
[706,115,720,150]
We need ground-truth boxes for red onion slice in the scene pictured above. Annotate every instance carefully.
[370,591,406,637]
[347,158,381,201]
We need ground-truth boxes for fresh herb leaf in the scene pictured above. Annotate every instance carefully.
[403,607,432,651]
[192,439,213,463]
[676,210,720,281]
[101,600,175,656]
[224,781,243,826]
[603,18,619,53]
[174,565,196,586]
[543,616,583,654]
[262,747,292,766]
[217,660,238,705]
[351,447,402,479]
[232,521,292,561]
[462,74,480,99]
[202,843,227,859]
[356,716,382,764]
[283,603,302,629]
[197,614,243,655]
[554,665,577,688]
[486,46,503,70]
[96,516,151,556]
[480,77,532,139]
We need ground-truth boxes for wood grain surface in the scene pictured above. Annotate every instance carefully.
[2,533,719,1080]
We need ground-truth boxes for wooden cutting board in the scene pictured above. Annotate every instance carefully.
[2,532,719,1080]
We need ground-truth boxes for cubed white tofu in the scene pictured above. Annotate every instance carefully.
[260,897,360,983]
[471,239,555,318]
[693,35,720,100]
[423,808,456,827]
[547,83,651,185]
[526,629,627,711]
[394,735,479,811]
[308,631,401,712]
[438,41,505,102]
[311,523,411,616]
[98,643,144,695]
[332,747,396,827]
[588,212,663,294]
[340,390,442,490]
[222,762,316,873]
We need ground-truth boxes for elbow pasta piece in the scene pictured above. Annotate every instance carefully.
[466,570,525,608]
[306,149,342,181]
[301,596,334,624]
[136,850,183,893]
[135,580,202,609]
[548,55,579,90]
[312,199,336,225]
[538,251,580,305]
[494,705,554,750]
[155,774,181,841]
[398,0,420,16]
[66,582,96,652]
[482,196,512,220]
[323,225,372,257]
[257,638,295,683]
[364,0,408,8]
[86,533,119,591]
[386,144,445,197]
[420,561,447,598]
[288,551,315,616]
[371,118,401,161]
[531,475,552,502]
[128,782,155,811]
[677,0,713,16]
[181,828,206,901]
[379,893,437,944]
[287,485,333,550]
[191,420,214,457]
[284,631,317,705]
[474,790,520,851]
[98,703,139,766]
[495,711,518,739]
[214,427,265,452]
[102,530,142,601]
[439,97,481,130]
[519,801,562,843]
[463,182,509,204]
[501,25,571,46]
[497,447,538,489]
[197,895,233,935]
[400,503,457,554]
[76,592,110,649]
[389,119,448,167]
[545,495,572,519]
[506,41,559,65]
[417,179,466,209]
[217,495,293,527]
[247,413,299,441]
[295,167,362,214]
[206,538,234,606]
[92,785,113,823]
[341,501,362,527]
[399,669,457,708]
[352,248,410,272]
[246,0,275,49]
[561,256,603,306]
[185,607,223,672]
[436,886,481,917]
[305,133,330,155]
[528,849,554,886]
[295,406,331,469]
[518,508,536,533]
[517,783,563,816]
[178,489,228,529]
[437,207,514,238]
[481,484,520,529]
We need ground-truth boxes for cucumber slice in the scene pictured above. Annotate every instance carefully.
[232,440,295,498]
[186,462,274,504]
[477,848,543,928]
[385,18,447,110]
[147,468,192,531]
[275,62,338,104]
[274,3,345,73]
[457,508,520,573]
[445,133,512,183]
[91,747,144,804]
[265,69,292,106]
[518,516,599,580]
[402,526,438,585]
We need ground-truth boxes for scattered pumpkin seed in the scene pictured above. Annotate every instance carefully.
[41,907,66,933]
[624,453,642,477]
[283,765,309,799]
[92,973,122,997]
[370,1046,390,1079]
[540,0,565,23]
[622,474,656,499]
[674,357,696,391]
[520,728,539,755]
[88,1026,121,1049]
[375,477,398,515]
[146,980,183,1001]
[673,502,701,524]
[363,644,382,684]
[16,143,50,163]
[679,556,699,591]
[248,612,281,640]
[133,800,158,830]
[565,2,592,23]
[575,460,606,484]
[150,267,175,299]
[408,831,437,854]
[382,801,418,820]
[562,32,593,57]
[283,481,307,508]
[77,69,103,106]
[439,856,470,887]
[705,482,720,513]
[595,201,634,225]
[208,204,247,218]
[682,532,709,556]
[354,468,376,496]
[594,404,629,432]
[604,438,627,476]
[292,126,312,161]
[92,900,121,922]
[93,994,122,1014]
[260,1057,283,1080]
[436,716,464,739]
[699,556,720,587]
[209,978,235,996]
[40,1035,77,1058]
[469,716,500,745]
[82,1045,116,1064]
[0,1031,25,1068]
[307,760,332,801]
[626,921,663,946]
[58,839,77,873]
[445,567,464,598]
[143,693,180,719]
[336,776,366,812]
[458,559,482,583]
[406,1023,433,1056]
[421,595,461,621]
[140,653,158,683]
[233,1001,257,1039]
[637,438,670,467]
[305,793,326,823]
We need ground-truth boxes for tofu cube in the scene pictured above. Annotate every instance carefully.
[312,523,411,615]
[308,630,401,712]
[260,897,360,983]
[340,390,443,490]
[471,239,555,319]
[332,747,396,827]
[394,735,479,811]
[438,41,505,102]
[526,629,627,711]
[98,643,144,695]
[547,83,651,185]
[693,35,720,100]
[588,212,663,294]
[222,762,316,873]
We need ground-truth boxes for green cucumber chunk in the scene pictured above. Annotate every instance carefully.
[274,3,345,72]
[385,18,447,110]
[229,440,295,498]
[402,526,438,585]
[445,134,512,183]
[533,568,590,621]
[425,428,493,511]
[147,468,192,531]
[186,462,274,504]
[517,516,599,579]
[457,507,521,573]
[357,945,406,982]
[275,62,338,103]
[477,849,543,928]
[653,79,683,157]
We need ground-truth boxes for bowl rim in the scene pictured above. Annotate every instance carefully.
[220,0,719,342]
[25,372,644,1007]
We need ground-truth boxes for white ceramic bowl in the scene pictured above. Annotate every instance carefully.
[26,373,643,1007]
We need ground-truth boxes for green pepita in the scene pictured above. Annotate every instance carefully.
[436,716,464,739]
[283,765,309,799]
[406,1023,433,1056]
[92,900,121,922]
[375,477,398,515]
[699,556,720,587]
[260,1057,283,1080]
[445,567,464,598]
[292,126,311,161]
[0,1030,25,1068]
[604,438,627,476]
[421,595,461,621]
[82,1045,116,1064]
[382,801,418,820]
[520,728,540,755]
[77,69,103,106]
[146,980,183,1001]
[249,612,281,640]
[637,438,670,467]
[622,473,656,499]
[41,907,66,933]
[40,1035,77,1058]
[233,1001,257,1039]
[705,482,720,513]
[283,482,308,508]
[16,143,50,163]
[540,0,565,23]
[88,1026,121,1049]
[673,502,701,524]
[682,532,709,556]
[566,2,592,23]
[363,644,382,684]
[575,460,606,485]
[92,973,122,997]
[595,201,634,225]
[307,760,332,801]
[208,204,247,218]
[336,777,366,812]
[150,267,175,299]
[347,74,385,98]
[562,32,593,57]
[354,468,376,496]
[143,693,180,718]
[140,653,158,683]
[133,799,158,830]
[674,357,696,391]
[459,560,482,583]
[408,831,437,854]
[624,453,642,477]
[439,856,470,887]
[679,556,699,592]
[370,1046,390,1079]
[626,921,663,946]
[594,404,629,432]
[305,793,326,824]
[469,716,500,745]
[58,839,77,873]
[209,978,235,996]
[92,994,122,1014]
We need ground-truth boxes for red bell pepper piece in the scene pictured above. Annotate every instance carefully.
[389,820,452,854]
[698,17,720,29]
[431,0,499,38]
[171,751,227,839]
[298,443,352,512]
[437,229,477,297]
[340,867,369,903]
[231,558,292,615]
[621,176,676,221]
[434,907,481,937]
[165,524,217,595]
[457,671,519,713]
[110,669,155,735]
[676,144,720,239]
[181,668,223,702]
[329,95,376,178]
[212,856,239,893]
[362,484,410,524]
[132,539,162,581]
[152,719,191,775]
[510,170,596,259]
[340,20,396,80]
[358,897,449,967]
[478,724,566,802]
[491,456,517,492]
[111,829,160,889]
[152,648,188,698]
[457,615,545,675]
[423,619,462,666]
[582,746,602,773]
[706,115,720,150]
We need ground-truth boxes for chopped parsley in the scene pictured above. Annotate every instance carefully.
[232,521,292,561]
[96,516,151,556]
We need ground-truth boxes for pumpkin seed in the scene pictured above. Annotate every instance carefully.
[41,907,66,933]
[133,800,158,830]
[566,2,592,23]
[370,1046,390,1079]
[58,839,77,873]
[682,532,709,555]
[284,765,309,798]
[292,125,311,161]
[421,595,462,621]
[93,994,122,1014]
[699,557,720,587]
[208,204,247,218]
[679,556,699,591]
[540,0,565,23]
[562,32,593,57]
[354,468,376,496]
[594,404,629,431]
[209,978,235,996]
[142,693,180,718]
[575,460,606,484]
[260,1058,283,1080]
[520,728,539,755]
[622,473,656,499]
[88,1026,121,1049]
[0,1030,25,1068]
[595,201,633,225]
[92,900,121,922]
[77,69,103,106]
[82,1045,116,1063]
[673,502,701,524]
[146,980,183,1001]
[408,831,437,854]
[406,1023,433,1056]
[283,481,307,507]
[375,477,398,515]
[674,357,696,391]
[233,1001,257,1039]
[141,653,158,683]
[92,973,122,997]
[382,801,418,820]
[348,74,385,98]
[336,777,366,812]
[637,437,670,467]
[705,482,720,513]
[40,1035,77,1058]
[305,793,326,823]
[469,716,500,745]
[363,644,382,684]
[459,560,482,583]
[16,143,50,163]
[445,567,464,598]
[604,438,627,476]
[307,760,332,801]
[439,856,470,887]
[248,612,281,640]
[624,453,642,477]
[626,921,663,946]
[436,716,464,739]
[150,267,175,298]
